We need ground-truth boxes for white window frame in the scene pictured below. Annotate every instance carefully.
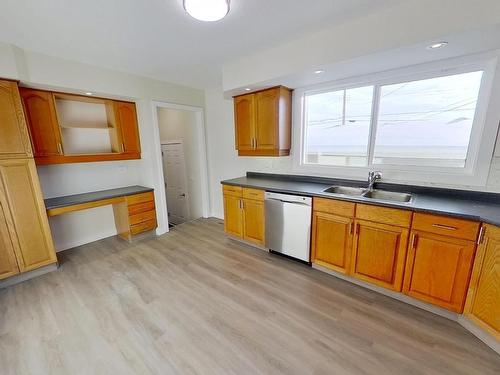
[292,52,500,187]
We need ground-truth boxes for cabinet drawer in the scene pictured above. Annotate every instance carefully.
[242,187,264,201]
[223,185,242,197]
[130,218,157,235]
[356,204,412,227]
[128,201,155,215]
[313,197,355,217]
[412,213,480,241]
[126,191,154,205]
[129,210,156,226]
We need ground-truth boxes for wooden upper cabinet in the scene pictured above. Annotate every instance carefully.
[351,219,410,291]
[464,224,500,338]
[0,158,57,272]
[234,95,255,151]
[233,86,291,157]
[19,88,141,165]
[114,101,141,155]
[0,80,33,159]
[19,88,62,157]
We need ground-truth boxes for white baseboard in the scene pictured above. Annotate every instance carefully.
[458,316,500,355]
[0,263,58,289]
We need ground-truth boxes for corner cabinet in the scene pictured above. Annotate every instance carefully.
[19,88,141,165]
[222,185,265,246]
[233,86,292,157]
[464,224,500,339]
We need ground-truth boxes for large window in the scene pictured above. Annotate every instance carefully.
[300,65,491,179]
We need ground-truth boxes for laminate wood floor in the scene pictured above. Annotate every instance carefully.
[1,218,499,375]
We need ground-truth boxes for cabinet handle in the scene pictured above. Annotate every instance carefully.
[432,224,457,231]
[354,223,360,235]
[477,226,486,245]
[411,234,418,249]
[254,138,257,149]
[121,142,125,153]
[57,142,63,155]
[349,222,354,235]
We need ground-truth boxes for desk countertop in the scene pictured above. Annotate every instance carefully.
[44,186,154,210]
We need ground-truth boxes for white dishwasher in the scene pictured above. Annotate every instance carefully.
[264,192,312,262]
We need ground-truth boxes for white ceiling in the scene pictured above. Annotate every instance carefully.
[0,0,401,88]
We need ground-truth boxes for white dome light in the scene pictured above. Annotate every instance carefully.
[184,0,230,22]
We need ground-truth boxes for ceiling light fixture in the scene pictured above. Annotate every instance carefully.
[314,69,325,74]
[85,92,93,96]
[245,88,251,91]
[427,42,448,50]
[183,0,230,22]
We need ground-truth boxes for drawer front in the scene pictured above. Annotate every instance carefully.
[313,197,355,217]
[223,184,243,197]
[242,187,264,201]
[356,204,412,228]
[127,191,154,205]
[130,218,157,235]
[412,213,480,241]
[128,201,155,215]
[129,210,156,226]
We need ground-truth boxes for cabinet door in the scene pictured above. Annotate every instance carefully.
[255,89,278,150]
[464,225,500,338]
[115,101,141,154]
[403,231,475,312]
[0,80,33,158]
[243,198,265,245]
[351,220,409,291]
[20,88,62,157]
[223,194,243,238]
[0,195,20,280]
[234,95,255,151]
[312,211,353,274]
[0,159,57,271]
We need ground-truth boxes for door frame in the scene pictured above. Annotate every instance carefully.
[151,101,210,234]
[161,140,191,224]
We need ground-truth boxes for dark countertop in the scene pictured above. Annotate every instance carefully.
[222,173,500,227]
[44,185,154,210]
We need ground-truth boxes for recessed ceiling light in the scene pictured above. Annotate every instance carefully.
[184,0,230,22]
[314,70,325,74]
[245,88,251,91]
[85,92,93,96]
[427,42,448,50]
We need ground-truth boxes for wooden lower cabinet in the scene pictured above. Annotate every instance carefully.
[0,158,57,272]
[0,200,20,280]
[115,191,157,241]
[351,219,410,291]
[464,224,500,338]
[223,186,264,245]
[311,211,353,273]
[242,198,265,245]
[403,230,476,313]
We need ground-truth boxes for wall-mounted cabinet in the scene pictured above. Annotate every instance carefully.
[20,88,141,165]
[233,86,292,157]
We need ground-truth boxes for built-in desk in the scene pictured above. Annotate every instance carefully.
[45,186,157,240]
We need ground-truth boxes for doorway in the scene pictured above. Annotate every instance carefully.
[155,106,208,227]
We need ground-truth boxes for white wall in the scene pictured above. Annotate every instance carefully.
[0,42,204,251]
[157,108,203,220]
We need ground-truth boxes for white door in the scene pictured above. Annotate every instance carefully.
[161,142,190,224]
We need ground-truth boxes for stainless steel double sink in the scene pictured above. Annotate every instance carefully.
[323,186,412,203]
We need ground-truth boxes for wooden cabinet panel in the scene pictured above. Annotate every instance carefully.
[0,159,56,272]
[0,196,20,280]
[242,187,264,201]
[412,213,480,241]
[0,80,33,159]
[126,191,154,205]
[356,204,412,227]
[255,89,278,150]
[403,231,475,312]
[223,185,243,198]
[351,220,409,291]
[233,86,291,156]
[223,194,243,237]
[313,197,355,217]
[243,198,265,245]
[115,101,141,154]
[312,211,353,273]
[464,224,500,338]
[19,88,62,157]
[234,95,255,151]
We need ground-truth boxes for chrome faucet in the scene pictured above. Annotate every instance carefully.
[366,171,382,192]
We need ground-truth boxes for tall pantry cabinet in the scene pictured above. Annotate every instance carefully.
[0,79,57,280]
